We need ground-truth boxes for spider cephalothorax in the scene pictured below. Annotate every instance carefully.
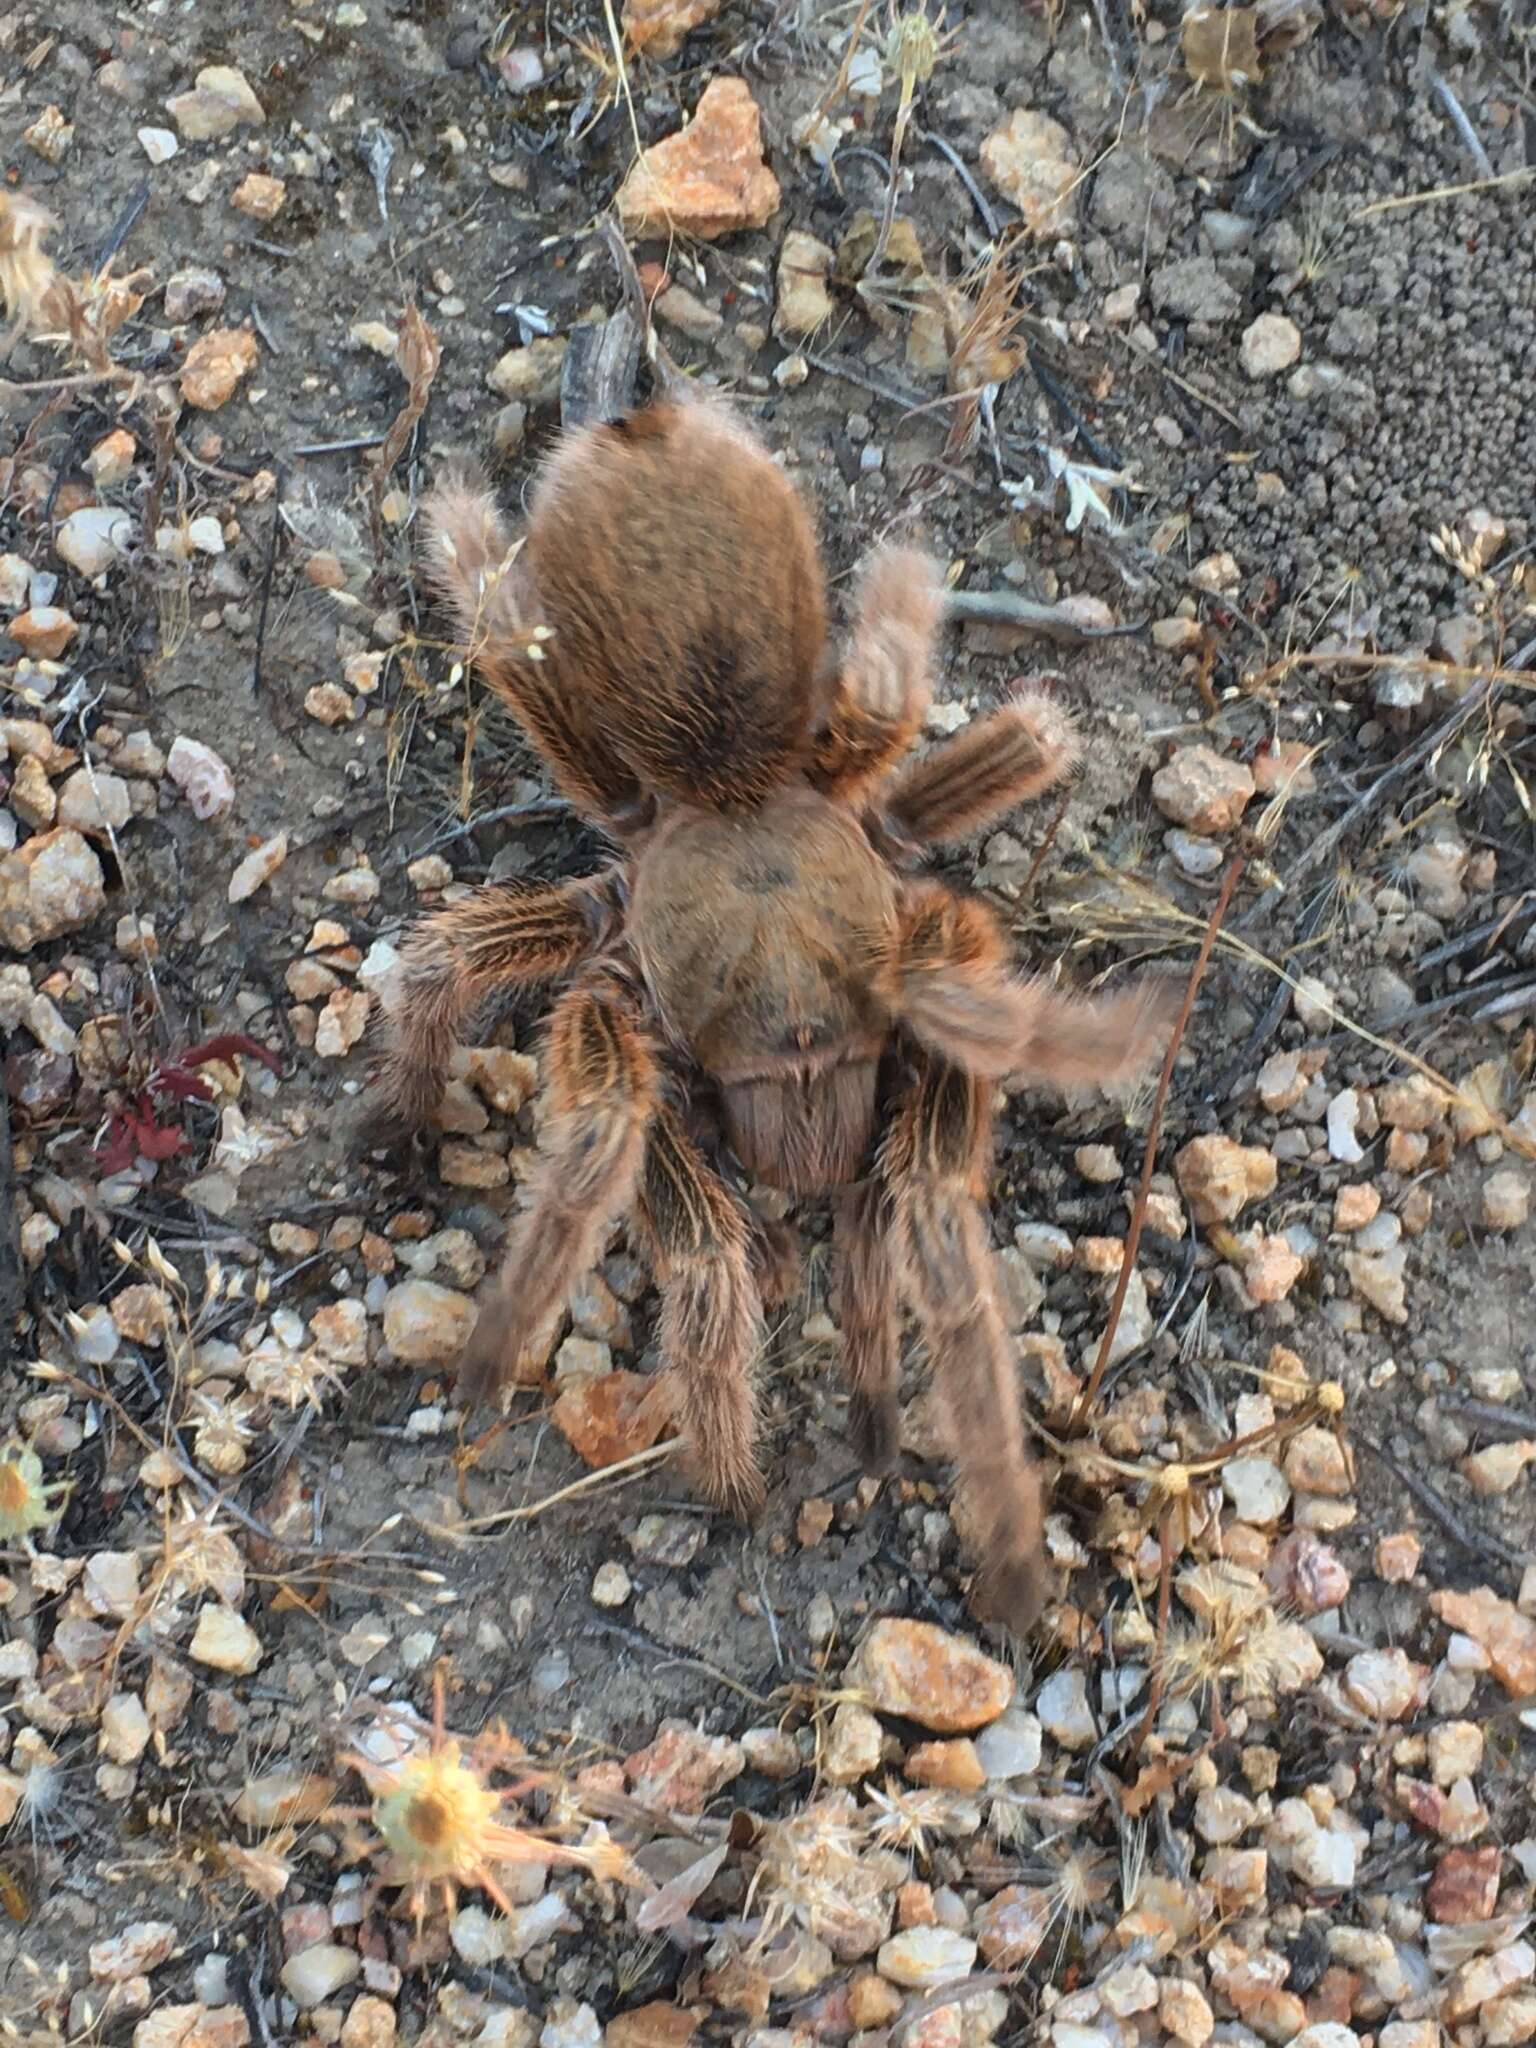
[367,392,1175,1629]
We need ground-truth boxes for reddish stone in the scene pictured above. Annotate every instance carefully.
[1429,1846,1502,1925]
[551,1370,673,1469]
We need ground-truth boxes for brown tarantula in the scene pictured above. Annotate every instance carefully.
[368,392,1175,1629]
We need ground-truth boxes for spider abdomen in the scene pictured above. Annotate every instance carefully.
[527,400,828,810]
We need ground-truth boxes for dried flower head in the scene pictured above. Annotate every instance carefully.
[863,1779,975,1862]
[345,1680,630,1921]
[244,1339,344,1412]
[884,0,949,89]
[0,1442,69,1543]
[0,191,62,342]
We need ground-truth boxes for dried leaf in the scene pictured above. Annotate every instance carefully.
[1181,5,1263,89]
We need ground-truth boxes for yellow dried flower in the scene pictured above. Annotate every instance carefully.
[0,1442,69,1542]
[346,1680,631,1920]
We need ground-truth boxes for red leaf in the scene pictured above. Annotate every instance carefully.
[153,1064,215,1104]
[134,1118,187,1162]
[179,1033,283,1077]
[95,1117,139,1174]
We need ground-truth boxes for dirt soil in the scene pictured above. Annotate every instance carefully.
[3,0,1536,2042]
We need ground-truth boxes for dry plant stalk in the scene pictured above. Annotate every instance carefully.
[368,302,443,542]
[943,233,1027,458]
[0,189,150,374]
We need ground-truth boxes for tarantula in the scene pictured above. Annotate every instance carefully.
[368,392,1175,1630]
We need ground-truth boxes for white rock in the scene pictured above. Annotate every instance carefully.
[1292,1825,1357,1889]
[186,516,225,556]
[1240,313,1302,380]
[507,1891,576,1959]
[100,1691,152,1764]
[137,126,179,163]
[1326,1088,1365,1164]
[877,1924,978,1988]
[279,1943,359,2008]
[974,1707,1042,1780]
[167,736,236,819]
[56,507,133,579]
[450,1904,507,1965]
[228,833,288,903]
[1290,2029,1361,2048]
[189,1603,263,1675]
[166,64,265,141]
[1014,1221,1075,1268]
[1035,1667,1095,1750]
[590,1561,631,1608]
[823,1702,884,1784]
[382,1280,476,1362]
[1344,1647,1423,1720]
[1222,1457,1291,1525]
[1193,1784,1257,1843]
[540,2003,601,2048]
[58,768,132,838]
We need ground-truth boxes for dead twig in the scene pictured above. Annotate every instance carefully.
[0,1081,22,1336]
[251,464,285,697]
[1073,853,1246,1426]
[945,588,1148,642]
[1357,1432,1532,1575]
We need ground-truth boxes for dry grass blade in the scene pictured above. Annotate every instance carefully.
[427,1438,682,1537]
[1073,853,1246,1426]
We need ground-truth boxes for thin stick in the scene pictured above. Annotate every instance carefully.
[1020,786,1073,900]
[1357,1432,1530,1574]
[1352,164,1535,220]
[0,1079,21,1333]
[1428,69,1494,177]
[435,1438,681,1534]
[251,464,285,696]
[917,128,998,238]
[945,588,1149,642]
[1073,853,1245,1427]
[1128,1502,1176,1758]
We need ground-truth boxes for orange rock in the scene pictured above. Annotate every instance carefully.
[1175,1134,1278,1225]
[605,2000,699,2048]
[1333,1183,1381,1232]
[9,606,78,658]
[616,78,780,240]
[623,0,725,59]
[624,1718,744,1813]
[1375,1531,1422,1583]
[231,172,286,220]
[181,327,258,409]
[552,1370,673,1469]
[847,1617,1013,1733]
[1241,1232,1303,1303]
[848,1974,902,2029]
[904,1737,986,1792]
[1306,1967,1360,2026]
[975,1885,1051,1967]
[1432,1586,1536,1696]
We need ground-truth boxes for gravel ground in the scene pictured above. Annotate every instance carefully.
[2,1,1535,2043]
